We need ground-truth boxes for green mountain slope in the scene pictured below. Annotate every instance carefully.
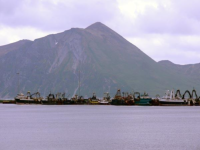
[159,60,200,85]
[0,22,199,98]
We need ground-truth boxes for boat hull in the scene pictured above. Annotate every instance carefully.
[41,101,57,105]
[159,101,187,105]
[111,99,125,105]
[89,102,100,105]
[100,103,109,105]
[99,100,110,105]
[2,100,16,104]
[124,100,135,105]
[15,99,41,104]
[89,100,100,105]
[134,98,152,105]
[63,100,75,105]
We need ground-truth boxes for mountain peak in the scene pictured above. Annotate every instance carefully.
[85,22,124,41]
[158,60,174,64]
[85,22,114,34]
[86,22,106,29]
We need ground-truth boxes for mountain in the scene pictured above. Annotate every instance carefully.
[0,22,199,98]
[0,40,32,57]
[158,60,200,81]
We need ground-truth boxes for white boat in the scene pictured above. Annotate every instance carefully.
[15,91,42,104]
[15,92,34,104]
[159,90,187,105]
[99,92,110,105]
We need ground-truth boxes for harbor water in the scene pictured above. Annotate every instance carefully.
[0,105,200,150]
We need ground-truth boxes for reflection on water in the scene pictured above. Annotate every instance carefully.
[0,105,200,150]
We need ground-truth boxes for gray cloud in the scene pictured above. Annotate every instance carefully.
[0,0,119,31]
[2,0,199,35]
[0,0,24,15]
[134,0,200,35]
[174,0,200,20]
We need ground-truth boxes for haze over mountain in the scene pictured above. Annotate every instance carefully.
[0,22,199,98]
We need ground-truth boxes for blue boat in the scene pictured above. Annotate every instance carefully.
[134,92,152,105]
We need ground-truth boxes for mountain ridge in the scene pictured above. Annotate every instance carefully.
[0,22,199,98]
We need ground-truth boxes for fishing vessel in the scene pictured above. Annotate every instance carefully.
[159,90,186,105]
[55,92,63,105]
[134,92,152,105]
[77,96,85,104]
[15,92,31,104]
[187,89,200,106]
[89,93,100,104]
[42,93,57,105]
[111,89,125,105]
[99,92,110,105]
[62,93,74,104]
[151,94,160,106]
[123,92,134,105]
[70,94,78,104]
[15,91,42,104]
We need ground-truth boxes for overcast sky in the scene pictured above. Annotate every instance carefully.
[0,0,200,64]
